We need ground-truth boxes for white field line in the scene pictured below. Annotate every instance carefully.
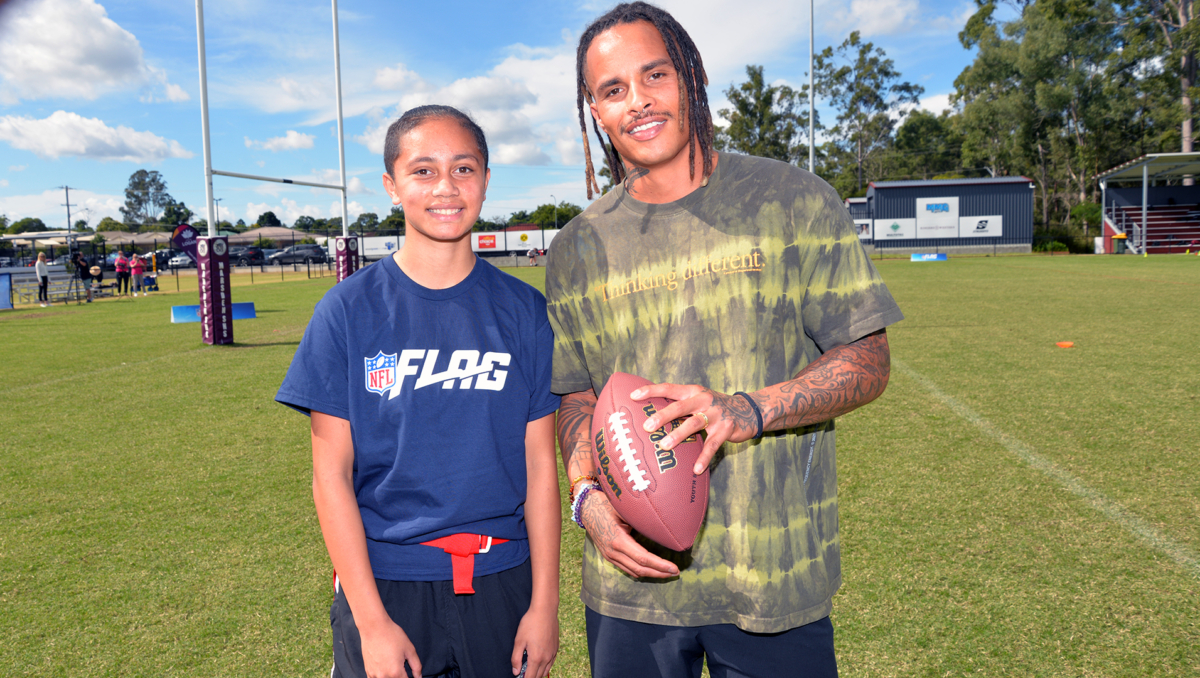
[893,358,1200,581]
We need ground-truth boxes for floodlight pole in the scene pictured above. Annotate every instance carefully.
[808,0,814,174]
[196,0,216,237]
[332,0,349,237]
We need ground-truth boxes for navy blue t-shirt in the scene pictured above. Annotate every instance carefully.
[276,256,558,581]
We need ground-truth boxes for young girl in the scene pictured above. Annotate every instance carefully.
[35,252,49,306]
[276,105,559,678]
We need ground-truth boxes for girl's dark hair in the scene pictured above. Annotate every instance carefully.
[575,2,714,199]
[383,105,489,175]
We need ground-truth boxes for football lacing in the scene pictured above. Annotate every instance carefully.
[607,412,650,492]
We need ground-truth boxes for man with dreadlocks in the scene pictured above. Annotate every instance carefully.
[545,3,904,676]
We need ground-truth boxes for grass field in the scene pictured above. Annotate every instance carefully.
[1,254,1197,676]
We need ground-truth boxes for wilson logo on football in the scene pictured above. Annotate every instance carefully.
[364,349,510,399]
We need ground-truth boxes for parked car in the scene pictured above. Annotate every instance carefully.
[168,253,195,268]
[228,246,267,266]
[268,244,327,265]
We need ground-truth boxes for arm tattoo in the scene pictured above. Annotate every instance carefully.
[556,391,597,478]
[759,329,891,432]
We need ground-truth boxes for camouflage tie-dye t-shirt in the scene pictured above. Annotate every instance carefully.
[546,152,904,633]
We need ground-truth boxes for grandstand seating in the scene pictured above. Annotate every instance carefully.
[1109,203,1200,253]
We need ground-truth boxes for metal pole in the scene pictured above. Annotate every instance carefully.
[332,0,349,238]
[808,0,815,174]
[1142,163,1148,253]
[196,0,216,236]
[549,194,556,252]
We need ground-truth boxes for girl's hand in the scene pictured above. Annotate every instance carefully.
[511,603,558,677]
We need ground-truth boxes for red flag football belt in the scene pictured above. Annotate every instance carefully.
[421,534,508,595]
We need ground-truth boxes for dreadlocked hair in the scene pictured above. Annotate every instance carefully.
[575,2,714,199]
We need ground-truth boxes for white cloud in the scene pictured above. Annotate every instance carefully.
[354,60,562,167]
[920,93,954,115]
[0,111,193,162]
[244,130,317,152]
[823,0,974,38]
[0,0,187,104]
[0,179,7,187]
[9,165,26,172]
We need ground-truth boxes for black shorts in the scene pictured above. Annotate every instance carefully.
[331,559,532,678]
[586,607,837,678]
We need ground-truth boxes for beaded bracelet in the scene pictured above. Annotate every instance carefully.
[571,482,601,528]
[734,391,764,439]
[569,475,599,504]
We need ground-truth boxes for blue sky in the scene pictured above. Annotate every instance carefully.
[0,0,982,230]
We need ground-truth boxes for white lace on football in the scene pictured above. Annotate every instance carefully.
[608,412,650,492]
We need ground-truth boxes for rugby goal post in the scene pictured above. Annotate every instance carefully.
[193,0,358,343]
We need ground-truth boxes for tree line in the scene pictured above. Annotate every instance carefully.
[716,0,1191,240]
[3,167,583,239]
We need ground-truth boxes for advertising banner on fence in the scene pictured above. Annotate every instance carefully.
[196,236,233,345]
[0,273,11,310]
[916,197,960,239]
[854,220,872,240]
[334,236,360,282]
[958,215,1003,237]
[475,234,498,251]
[874,218,916,240]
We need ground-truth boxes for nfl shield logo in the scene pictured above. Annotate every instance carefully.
[364,351,398,396]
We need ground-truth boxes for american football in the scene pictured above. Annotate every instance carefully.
[591,372,709,551]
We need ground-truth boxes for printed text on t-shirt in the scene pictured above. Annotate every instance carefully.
[595,249,764,302]
[364,349,511,399]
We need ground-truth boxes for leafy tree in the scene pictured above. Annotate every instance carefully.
[256,211,282,228]
[380,207,405,234]
[253,237,275,248]
[353,212,379,233]
[953,0,1163,232]
[815,32,922,193]
[528,201,583,228]
[598,166,616,195]
[236,219,247,229]
[95,217,125,232]
[507,210,532,225]
[890,109,964,180]
[294,215,317,231]
[161,199,193,226]
[0,215,8,232]
[73,219,91,232]
[297,236,318,245]
[7,217,47,234]
[120,170,174,226]
[715,65,812,164]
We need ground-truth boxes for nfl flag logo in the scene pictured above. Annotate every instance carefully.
[364,351,398,395]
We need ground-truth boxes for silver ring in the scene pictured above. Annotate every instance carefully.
[695,411,710,428]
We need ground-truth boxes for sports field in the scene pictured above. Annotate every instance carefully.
[1,255,1197,676]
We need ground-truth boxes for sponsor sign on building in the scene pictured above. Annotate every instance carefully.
[335,236,360,282]
[854,219,872,240]
[916,197,960,239]
[476,235,497,249]
[874,218,917,240]
[197,236,233,345]
[958,214,1003,237]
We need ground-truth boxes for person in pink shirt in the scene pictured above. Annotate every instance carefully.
[130,254,147,297]
[114,251,130,296]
